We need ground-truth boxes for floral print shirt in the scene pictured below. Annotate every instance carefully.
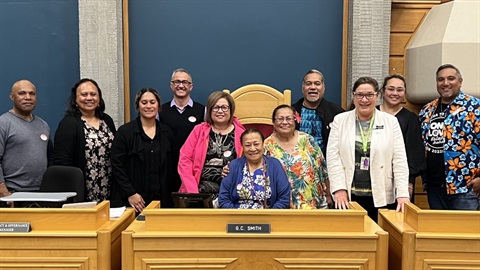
[237,164,271,209]
[83,119,115,202]
[264,132,328,209]
[419,91,480,194]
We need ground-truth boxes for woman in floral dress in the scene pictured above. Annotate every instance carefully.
[264,104,332,209]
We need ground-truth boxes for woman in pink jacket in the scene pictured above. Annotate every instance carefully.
[178,91,245,195]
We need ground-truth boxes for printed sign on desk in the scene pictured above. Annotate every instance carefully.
[227,224,270,234]
[0,222,31,233]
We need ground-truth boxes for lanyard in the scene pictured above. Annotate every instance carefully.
[246,158,269,209]
[357,112,375,154]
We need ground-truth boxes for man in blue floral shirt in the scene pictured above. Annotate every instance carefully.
[419,64,480,210]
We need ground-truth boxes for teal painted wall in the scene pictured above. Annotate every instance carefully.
[128,0,344,117]
[0,0,80,135]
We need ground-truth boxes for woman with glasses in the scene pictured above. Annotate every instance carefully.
[110,88,176,212]
[218,128,291,209]
[263,104,332,209]
[178,91,245,199]
[54,78,116,202]
[326,77,409,222]
[377,74,426,203]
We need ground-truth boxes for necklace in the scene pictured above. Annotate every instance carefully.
[274,131,296,153]
[212,124,232,135]
[440,102,449,113]
[246,159,270,209]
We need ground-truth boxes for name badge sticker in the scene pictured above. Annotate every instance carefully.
[88,133,98,139]
[188,116,197,123]
[223,150,232,158]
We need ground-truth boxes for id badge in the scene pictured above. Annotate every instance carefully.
[360,157,370,170]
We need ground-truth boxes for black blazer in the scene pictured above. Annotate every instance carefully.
[110,117,175,208]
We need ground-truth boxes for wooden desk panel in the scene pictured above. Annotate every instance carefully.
[379,203,480,270]
[0,201,135,270]
[123,201,388,270]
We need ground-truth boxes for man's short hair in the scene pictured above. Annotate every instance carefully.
[171,68,193,83]
[303,69,325,84]
[436,64,462,79]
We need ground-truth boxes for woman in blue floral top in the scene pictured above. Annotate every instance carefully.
[219,128,291,209]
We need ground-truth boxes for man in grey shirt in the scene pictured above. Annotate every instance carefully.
[0,80,53,207]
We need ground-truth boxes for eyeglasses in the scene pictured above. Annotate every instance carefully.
[275,117,295,123]
[385,87,405,93]
[212,105,230,112]
[353,93,377,100]
[171,80,192,86]
[303,81,323,87]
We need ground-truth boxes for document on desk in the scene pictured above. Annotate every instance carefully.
[110,206,126,218]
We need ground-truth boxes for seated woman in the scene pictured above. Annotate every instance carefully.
[264,105,332,209]
[178,91,245,197]
[218,128,291,209]
[110,88,176,212]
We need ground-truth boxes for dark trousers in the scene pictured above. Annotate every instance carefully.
[351,194,396,223]
[427,184,480,210]
[426,184,449,210]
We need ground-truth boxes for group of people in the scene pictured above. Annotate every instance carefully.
[0,69,204,210]
[1,64,479,221]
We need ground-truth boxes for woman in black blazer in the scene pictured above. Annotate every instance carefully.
[110,88,176,212]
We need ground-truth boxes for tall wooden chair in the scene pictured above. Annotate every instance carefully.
[223,84,291,137]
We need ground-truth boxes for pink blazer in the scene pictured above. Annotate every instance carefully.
[178,118,245,193]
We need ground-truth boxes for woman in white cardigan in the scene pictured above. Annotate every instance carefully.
[326,77,409,222]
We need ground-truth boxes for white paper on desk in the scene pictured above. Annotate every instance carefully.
[110,207,126,218]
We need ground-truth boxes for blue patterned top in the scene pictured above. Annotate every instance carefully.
[419,91,480,194]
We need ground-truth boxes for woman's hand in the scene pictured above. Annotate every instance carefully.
[334,190,349,210]
[326,194,334,209]
[396,197,410,213]
[128,193,145,213]
[221,163,230,177]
